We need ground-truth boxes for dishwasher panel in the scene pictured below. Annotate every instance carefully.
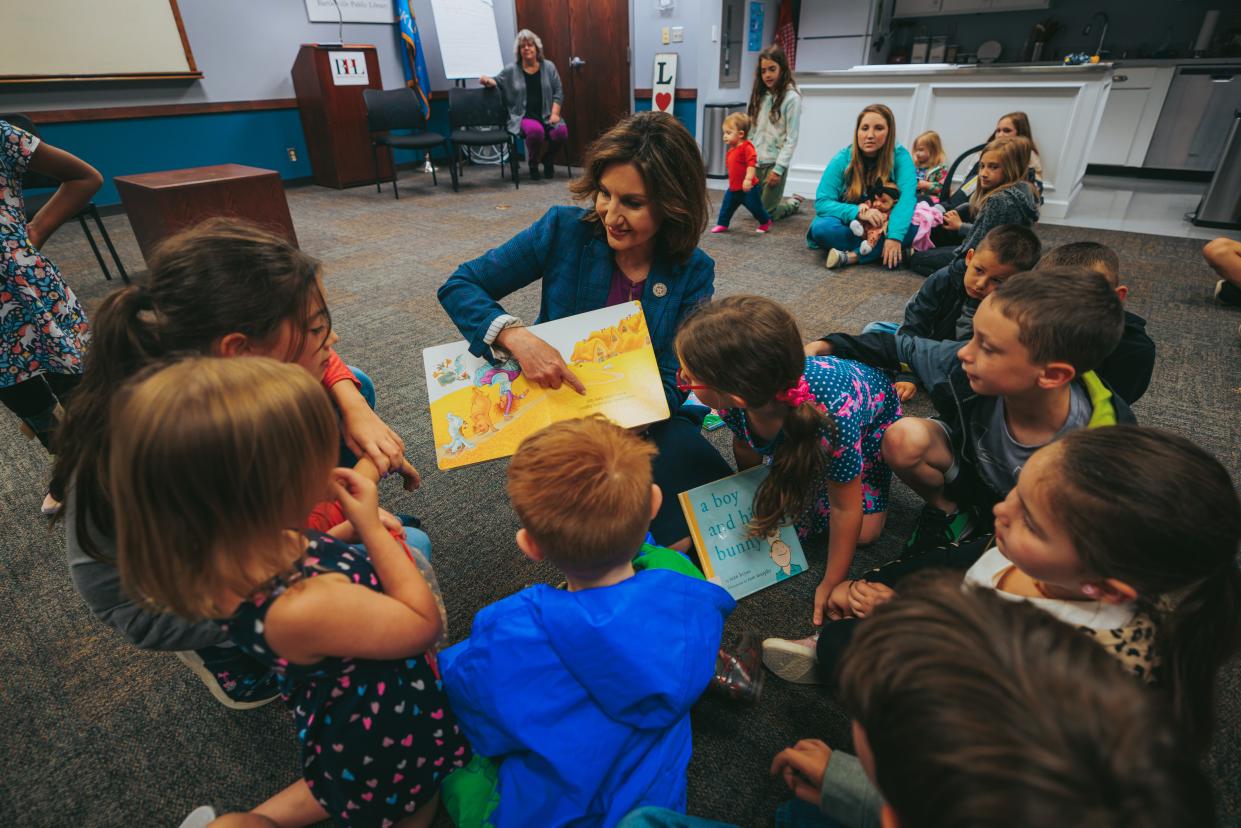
[1145,67,1241,172]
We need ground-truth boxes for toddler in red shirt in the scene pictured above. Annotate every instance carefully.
[711,113,773,234]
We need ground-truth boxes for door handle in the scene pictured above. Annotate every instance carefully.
[570,56,586,68]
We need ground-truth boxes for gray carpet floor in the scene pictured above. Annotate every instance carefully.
[3,167,1239,827]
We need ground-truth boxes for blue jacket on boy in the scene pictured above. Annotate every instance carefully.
[439,568,735,827]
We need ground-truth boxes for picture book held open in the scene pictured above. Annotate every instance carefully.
[678,464,809,600]
[422,302,670,470]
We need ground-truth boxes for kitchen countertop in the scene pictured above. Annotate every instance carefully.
[797,62,1113,77]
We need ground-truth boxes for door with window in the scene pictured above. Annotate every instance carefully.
[515,0,630,163]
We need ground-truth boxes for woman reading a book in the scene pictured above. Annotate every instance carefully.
[438,111,732,552]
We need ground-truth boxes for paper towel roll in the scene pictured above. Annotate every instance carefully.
[1194,10,1220,55]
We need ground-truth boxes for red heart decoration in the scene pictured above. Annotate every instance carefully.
[655,92,672,112]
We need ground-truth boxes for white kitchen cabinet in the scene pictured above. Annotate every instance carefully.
[893,0,942,18]
[1087,67,1175,167]
[894,0,1048,17]
[797,36,870,70]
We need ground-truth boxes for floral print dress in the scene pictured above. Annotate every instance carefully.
[225,531,471,826]
[718,355,902,537]
[0,121,89,388]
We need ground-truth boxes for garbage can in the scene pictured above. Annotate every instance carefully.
[1192,109,1241,230]
[702,102,746,179]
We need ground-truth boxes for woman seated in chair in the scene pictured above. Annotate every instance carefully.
[480,29,568,181]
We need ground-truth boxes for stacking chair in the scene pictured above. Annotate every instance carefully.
[2,112,129,283]
[447,87,519,191]
[513,126,574,180]
[362,88,452,198]
[941,142,987,206]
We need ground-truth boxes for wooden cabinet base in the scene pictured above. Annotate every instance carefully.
[114,164,298,263]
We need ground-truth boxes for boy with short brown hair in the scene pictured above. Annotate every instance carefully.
[439,416,735,827]
[1038,240,1156,403]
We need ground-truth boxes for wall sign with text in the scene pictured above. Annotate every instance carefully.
[329,51,370,85]
[652,53,678,114]
[305,0,394,24]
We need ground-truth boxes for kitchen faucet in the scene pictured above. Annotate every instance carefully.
[1083,11,1109,57]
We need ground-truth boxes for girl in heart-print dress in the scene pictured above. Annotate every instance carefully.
[226,532,472,826]
[106,357,469,827]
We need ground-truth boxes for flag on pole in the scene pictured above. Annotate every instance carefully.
[397,0,432,117]
[774,0,796,69]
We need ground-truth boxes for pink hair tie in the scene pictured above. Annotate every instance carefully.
[774,375,814,407]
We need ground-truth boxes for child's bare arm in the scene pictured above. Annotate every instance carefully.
[742,165,758,191]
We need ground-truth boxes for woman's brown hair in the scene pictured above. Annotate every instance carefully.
[747,44,798,126]
[844,104,897,203]
[1045,426,1241,755]
[990,110,1040,157]
[51,218,328,561]
[675,295,831,538]
[111,357,338,621]
[568,111,709,263]
[969,136,1035,215]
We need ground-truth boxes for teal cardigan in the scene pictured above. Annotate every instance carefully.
[810,144,918,246]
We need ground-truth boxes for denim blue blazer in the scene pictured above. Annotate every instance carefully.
[438,205,716,410]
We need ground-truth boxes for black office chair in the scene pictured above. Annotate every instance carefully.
[448,87,519,191]
[1,112,129,283]
[362,88,452,199]
[941,142,986,207]
[512,124,573,180]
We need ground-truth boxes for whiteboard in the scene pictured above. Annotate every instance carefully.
[429,0,504,80]
[1,0,197,81]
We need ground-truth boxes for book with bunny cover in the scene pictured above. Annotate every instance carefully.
[677,465,809,600]
[422,302,669,469]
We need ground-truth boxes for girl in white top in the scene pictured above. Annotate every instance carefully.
[746,44,803,222]
[847,426,1240,756]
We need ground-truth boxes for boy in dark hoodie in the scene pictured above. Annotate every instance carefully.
[439,415,735,828]
[1037,241,1156,405]
[814,268,1134,558]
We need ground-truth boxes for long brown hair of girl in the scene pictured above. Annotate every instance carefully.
[747,44,797,126]
[1047,426,1241,755]
[51,218,327,561]
[675,295,831,538]
[990,110,1040,157]
[844,104,897,204]
[969,136,1034,215]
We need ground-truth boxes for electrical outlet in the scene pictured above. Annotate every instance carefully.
[661,26,670,45]
[671,26,684,43]
[287,147,298,162]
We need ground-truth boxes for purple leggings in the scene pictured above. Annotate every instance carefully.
[520,117,569,162]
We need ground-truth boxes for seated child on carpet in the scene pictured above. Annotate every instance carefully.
[710,112,773,234]
[622,576,1216,828]
[1038,241,1156,405]
[438,416,734,827]
[110,357,468,828]
[911,130,947,202]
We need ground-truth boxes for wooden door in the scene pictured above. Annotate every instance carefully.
[515,0,630,163]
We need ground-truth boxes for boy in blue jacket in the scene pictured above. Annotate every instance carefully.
[439,415,735,828]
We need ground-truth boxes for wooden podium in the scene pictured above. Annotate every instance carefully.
[291,44,391,188]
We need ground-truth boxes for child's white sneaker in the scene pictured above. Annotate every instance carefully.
[858,240,873,256]
[825,249,848,269]
[849,219,865,237]
[762,633,821,684]
[178,806,217,828]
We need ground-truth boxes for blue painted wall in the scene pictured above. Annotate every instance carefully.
[36,100,456,207]
[633,97,698,139]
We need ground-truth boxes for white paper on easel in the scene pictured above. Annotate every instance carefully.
[652,53,678,113]
[429,0,504,79]
[329,51,370,85]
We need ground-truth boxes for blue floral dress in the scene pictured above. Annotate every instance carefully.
[0,121,89,388]
[225,531,471,826]
[718,356,902,537]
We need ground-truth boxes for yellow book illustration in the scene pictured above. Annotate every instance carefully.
[423,302,670,470]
